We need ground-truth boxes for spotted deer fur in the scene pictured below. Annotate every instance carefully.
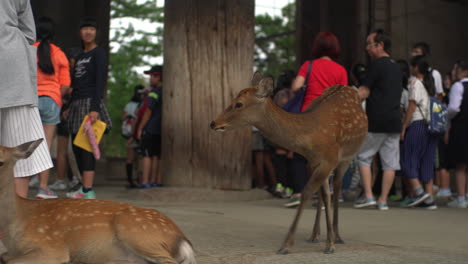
[211,73,368,254]
[0,139,196,264]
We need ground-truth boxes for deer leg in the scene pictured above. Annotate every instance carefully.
[333,160,352,244]
[307,181,328,243]
[278,163,333,255]
[319,178,335,254]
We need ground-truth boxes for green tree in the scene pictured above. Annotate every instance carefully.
[254,3,296,79]
[106,0,163,157]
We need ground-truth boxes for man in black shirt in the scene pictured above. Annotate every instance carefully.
[354,29,403,210]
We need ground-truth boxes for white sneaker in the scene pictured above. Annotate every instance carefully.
[69,176,80,188]
[49,179,68,191]
[29,175,39,188]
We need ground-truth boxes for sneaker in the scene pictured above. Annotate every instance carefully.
[36,188,58,199]
[49,179,68,191]
[275,183,284,194]
[399,196,412,207]
[408,192,430,207]
[388,194,402,202]
[377,202,389,210]
[415,201,437,210]
[284,195,301,208]
[138,183,152,189]
[69,176,80,188]
[436,189,452,198]
[432,185,440,196]
[66,187,96,199]
[338,193,344,203]
[282,187,293,199]
[447,199,467,209]
[353,197,376,208]
[29,175,39,188]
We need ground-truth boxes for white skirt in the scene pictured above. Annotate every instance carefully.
[0,105,53,177]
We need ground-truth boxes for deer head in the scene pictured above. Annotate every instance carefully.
[210,72,274,131]
[0,139,43,173]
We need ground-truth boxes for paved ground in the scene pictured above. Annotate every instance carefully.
[2,186,468,263]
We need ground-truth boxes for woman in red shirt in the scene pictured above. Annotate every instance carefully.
[284,32,348,207]
[292,32,348,111]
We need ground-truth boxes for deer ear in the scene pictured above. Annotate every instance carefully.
[251,72,263,86]
[12,139,43,160]
[256,77,274,97]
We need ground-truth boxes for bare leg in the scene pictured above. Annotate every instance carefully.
[82,170,94,189]
[15,177,31,198]
[424,179,434,196]
[141,156,152,185]
[360,166,373,199]
[38,124,55,189]
[254,151,265,187]
[263,151,277,186]
[455,164,467,197]
[440,168,451,190]
[56,135,69,181]
[377,170,395,204]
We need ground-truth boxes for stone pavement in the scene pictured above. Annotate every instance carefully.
[2,186,468,263]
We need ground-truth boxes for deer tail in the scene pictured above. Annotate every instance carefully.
[175,239,196,264]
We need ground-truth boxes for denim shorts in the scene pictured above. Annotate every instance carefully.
[38,96,60,125]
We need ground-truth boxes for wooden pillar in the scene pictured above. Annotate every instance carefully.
[163,0,254,189]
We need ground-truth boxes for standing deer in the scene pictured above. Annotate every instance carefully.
[0,139,196,264]
[210,73,368,254]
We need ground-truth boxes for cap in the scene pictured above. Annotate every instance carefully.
[144,65,163,75]
[79,17,98,29]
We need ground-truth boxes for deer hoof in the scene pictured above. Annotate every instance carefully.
[323,247,335,254]
[307,238,320,243]
[277,248,289,255]
[335,238,345,244]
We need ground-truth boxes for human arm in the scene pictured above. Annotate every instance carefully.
[89,48,107,122]
[401,100,416,141]
[137,108,152,140]
[357,85,370,100]
[432,69,443,100]
[447,82,463,120]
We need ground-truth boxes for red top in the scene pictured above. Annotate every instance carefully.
[298,58,348,111]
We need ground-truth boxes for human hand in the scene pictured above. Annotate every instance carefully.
[89,111,99,123]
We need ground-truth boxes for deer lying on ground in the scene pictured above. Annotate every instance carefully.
[0,139,195,264]
[210,73,368,254]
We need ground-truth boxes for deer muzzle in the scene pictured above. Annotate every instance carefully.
[210,121,225,132]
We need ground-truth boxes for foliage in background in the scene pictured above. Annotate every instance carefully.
[106,0,163,157]
[254,3,296,78]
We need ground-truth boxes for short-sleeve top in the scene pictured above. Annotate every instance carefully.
[297,58,348,111]
[408,78,430,124]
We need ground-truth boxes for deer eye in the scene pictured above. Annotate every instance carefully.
[235,103,243,109]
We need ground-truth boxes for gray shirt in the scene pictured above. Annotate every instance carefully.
[0,0,38,108]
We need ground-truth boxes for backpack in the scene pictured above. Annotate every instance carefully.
[418,96,448,135]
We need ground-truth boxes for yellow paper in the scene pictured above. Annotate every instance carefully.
[73,115,107,152]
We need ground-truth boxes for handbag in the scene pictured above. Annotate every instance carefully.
[282,60,313,113]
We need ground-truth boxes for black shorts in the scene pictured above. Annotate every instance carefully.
[140,132,161,157]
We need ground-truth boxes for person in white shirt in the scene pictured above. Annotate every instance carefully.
[411,42,443,99]
[400,55,439,209]
[446,60,468,208]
